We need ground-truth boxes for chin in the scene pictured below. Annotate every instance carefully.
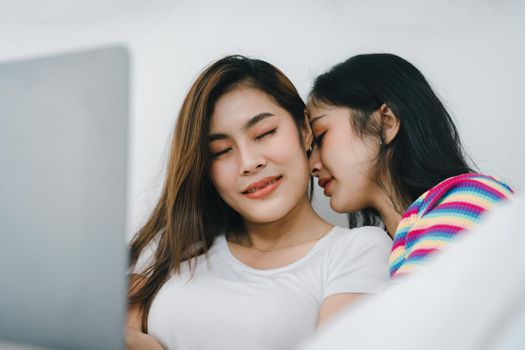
[240,200,298,224]
[330,196,351,214]
[244,212,287,224]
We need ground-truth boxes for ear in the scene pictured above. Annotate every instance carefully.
[379,103,400,145]
[300,110,314,151]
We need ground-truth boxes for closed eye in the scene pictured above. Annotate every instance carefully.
[255,128,277,141]
[211,148,232,158]
[314,131,326,147]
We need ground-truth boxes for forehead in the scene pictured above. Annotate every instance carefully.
[306,100,332,122]
[306,98,331,112]
[210,87,283,129]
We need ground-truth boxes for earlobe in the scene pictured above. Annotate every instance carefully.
[379,104,400,145]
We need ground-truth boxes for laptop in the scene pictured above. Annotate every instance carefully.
[0,46,129,349]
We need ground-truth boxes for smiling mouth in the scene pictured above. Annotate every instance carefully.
[242,175,283,198]
[242,176,283,194]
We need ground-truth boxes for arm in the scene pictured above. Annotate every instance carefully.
[317,293,363,326]
[319,227,392,326]
[126,327,165,350]
[126,274,165,350]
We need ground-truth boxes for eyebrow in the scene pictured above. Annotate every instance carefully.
[243,112,275,130]
[208,112,276,142]
[309,114,326,126]
[208,133,229,142]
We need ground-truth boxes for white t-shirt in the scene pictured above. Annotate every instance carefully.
[140,225,392,350]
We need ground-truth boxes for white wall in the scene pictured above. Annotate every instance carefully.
[2,0,523,238]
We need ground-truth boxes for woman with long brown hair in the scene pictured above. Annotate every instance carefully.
[126,55,392,350]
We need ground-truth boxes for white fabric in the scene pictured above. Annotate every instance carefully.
[298,197,525,350]
[146,225,392,350]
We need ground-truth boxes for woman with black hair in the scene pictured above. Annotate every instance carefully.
[307,53,513,278]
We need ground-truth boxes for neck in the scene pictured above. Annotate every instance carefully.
[239,195,332,249]
[370,187,402,239]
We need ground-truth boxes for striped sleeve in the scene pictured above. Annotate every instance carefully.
[389,173,513,278]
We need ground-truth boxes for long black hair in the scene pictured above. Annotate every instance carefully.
[310,53,474,228]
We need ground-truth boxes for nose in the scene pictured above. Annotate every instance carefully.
[309,145,323,177]
[239,145,266,175]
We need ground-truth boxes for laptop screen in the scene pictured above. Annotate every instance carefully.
[0,46,129,349]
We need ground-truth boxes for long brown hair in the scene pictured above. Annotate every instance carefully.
[128,55,306,331]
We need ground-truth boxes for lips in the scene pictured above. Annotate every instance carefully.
[242,175,283,199]
[318,177,333,189]
[318,177,334,196]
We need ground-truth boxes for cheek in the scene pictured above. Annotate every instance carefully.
[209,161,235,195]
[321,130,351,171]
[272,134,310,183]
[272,132,305,162]
[348,136,378,172]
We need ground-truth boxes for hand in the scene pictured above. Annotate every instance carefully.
[126,326,165,350]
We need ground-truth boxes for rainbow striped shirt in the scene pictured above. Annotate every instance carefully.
[389,173,513,278]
